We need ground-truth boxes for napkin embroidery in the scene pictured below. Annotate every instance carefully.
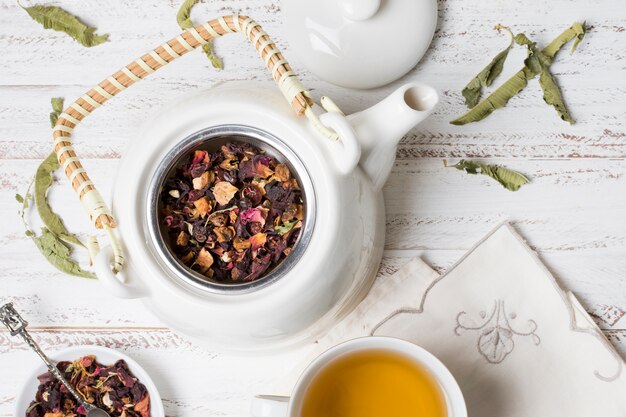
[454,299,541,364]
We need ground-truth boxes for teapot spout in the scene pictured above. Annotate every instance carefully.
[347,82,438,190]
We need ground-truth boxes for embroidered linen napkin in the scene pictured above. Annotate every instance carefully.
[276,224,626,416]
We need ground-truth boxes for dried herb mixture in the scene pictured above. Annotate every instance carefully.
[160,142,304,283]
[26,356,150,417]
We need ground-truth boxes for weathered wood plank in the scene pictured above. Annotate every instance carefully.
[1,82,625,160]
[1,158,624,329]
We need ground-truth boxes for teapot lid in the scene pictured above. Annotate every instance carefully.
[283,0,438,89]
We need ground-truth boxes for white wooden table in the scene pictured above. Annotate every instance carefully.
[1,0,624,415]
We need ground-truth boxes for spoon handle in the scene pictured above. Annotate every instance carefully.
[0,303,95,412]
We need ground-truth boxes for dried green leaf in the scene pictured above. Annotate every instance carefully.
[539,70,573,123]
[448,159,529,191]
[20,3,108,47]
[515,33,574,124]
[176,0,223,69]
[33,228,95,278]
[462,26,513,108]
[176,0,197,28]
[451,22,586,125]
[49,97,64,127]
[17,182,33,229]
[570,22,586,53]
[201,42,223,69]
[451,68,532,125]
[35,152,84,247]
[543,22,586,57]
[275,220,298,236]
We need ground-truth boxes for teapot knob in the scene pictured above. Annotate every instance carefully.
[338,0,380,21]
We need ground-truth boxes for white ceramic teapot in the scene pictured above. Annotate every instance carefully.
[52,15,437,351]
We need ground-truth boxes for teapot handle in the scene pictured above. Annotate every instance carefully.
[93,246,148,299]
[52,15,341,275]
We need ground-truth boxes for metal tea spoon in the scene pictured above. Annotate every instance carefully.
[0,303,111,417]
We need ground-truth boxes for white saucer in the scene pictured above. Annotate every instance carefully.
[14,345,164,417]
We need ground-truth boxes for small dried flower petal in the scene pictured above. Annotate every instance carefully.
[233,237,251,252]
[213,181,239,206]
[192,150,209,165]
[192,171,211,190]
[273,163,291,182]
[240,208,266,226]
[176,231,189,246]
[219,158,238,171]
[193,196,212,218]
[134,395,150,417]
[196,248,214,268]
[214,226,236,243]
[229,208,239,223]
[249,233,267,251]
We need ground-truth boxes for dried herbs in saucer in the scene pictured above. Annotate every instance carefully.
[26,356,150,417]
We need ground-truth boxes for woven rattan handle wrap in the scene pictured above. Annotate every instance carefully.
[52,15,334,274]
